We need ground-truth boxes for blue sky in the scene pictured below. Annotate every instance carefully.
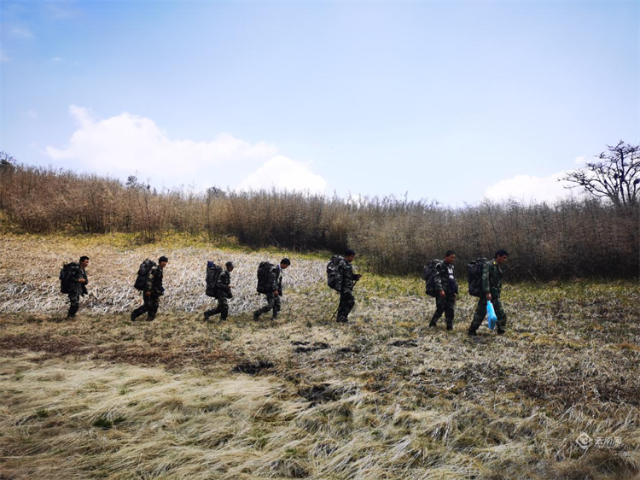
[1,0,638,205]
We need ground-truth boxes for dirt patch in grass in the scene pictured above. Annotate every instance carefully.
[0,332,241,369]
[389,339,418,347]
[297,383,351,406]
[233,359,275,375]
[0,334,86,357]
[293,341,331,353]
[518,375,640,407]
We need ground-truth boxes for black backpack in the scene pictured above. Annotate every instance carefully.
[422,259,442,297]
[467,257,488,297]
[59,262,79,294]
[326,255,343,291]
[256,262,274,294]
[134,259,156,291]
[205,262,222,297]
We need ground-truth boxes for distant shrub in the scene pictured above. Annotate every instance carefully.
[1,163,637,279]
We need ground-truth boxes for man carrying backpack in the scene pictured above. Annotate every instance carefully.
[204,261,234,321]
[468,249,508,336]
[428,250,458,330]
[253,258,291,321]
[131,256,168,322]
[334,249,362,324]
[62,256,90,318]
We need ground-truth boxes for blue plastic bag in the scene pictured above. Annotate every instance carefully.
[487,301,498,330]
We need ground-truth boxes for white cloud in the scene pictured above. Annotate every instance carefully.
[574,155,587,164]
[238,155,327,194]
[26,109,39,121]
[484,171,580,203]
[52,57,63,62]
[0,49,9,62]
[45,106,327,193]
[10,26,34,39]
[47,106,276,178]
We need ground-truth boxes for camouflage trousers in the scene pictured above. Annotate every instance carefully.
[132,294,160,321]
[205,295,229,321]
[337,291,355,323]
[470,296,507,332]
[68,293,80,318]
[255,292,281,318]
[430,293,456,327]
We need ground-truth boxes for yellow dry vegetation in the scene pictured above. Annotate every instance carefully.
[1,235,639,480]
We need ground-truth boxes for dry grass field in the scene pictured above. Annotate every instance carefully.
[1,234,639,480]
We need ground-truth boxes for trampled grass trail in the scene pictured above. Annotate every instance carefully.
[1,235,639,479]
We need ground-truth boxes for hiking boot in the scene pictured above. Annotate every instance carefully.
[497,328,506,335]
[203,312,210,322]
[336,317,348,324]
[130,312,137,322]
[446,323,453,331]
[467,329,477,337]
[428,321,437,328]
[253,311,260,321]
[272,312,279,321]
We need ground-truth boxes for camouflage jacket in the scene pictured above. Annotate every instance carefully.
[433,261,458,294]
[70,264,88,296]
[482,260,503,296]
[268,266,283,295]
[337,260,357,293]
[146,265,164,296]
[216,270,232,296]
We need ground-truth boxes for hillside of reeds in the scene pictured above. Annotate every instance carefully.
[1,162,637,280]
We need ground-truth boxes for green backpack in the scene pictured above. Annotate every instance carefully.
[326,255,343,291]
[134,259,156,291]
[256,262,274,294]
[422,259,441,297]
[205,262,222,297]
[59,262,79,294]
[467,258,488,297]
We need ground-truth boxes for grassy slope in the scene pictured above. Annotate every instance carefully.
[1,235,639,480]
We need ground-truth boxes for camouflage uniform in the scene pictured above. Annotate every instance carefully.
[131,265,164,321]
[336,259,358,323]
[254,265,283,319]
[205,270,232,321]
[469,260,507,333]
[67,264,88,318]
[429,260,458,329]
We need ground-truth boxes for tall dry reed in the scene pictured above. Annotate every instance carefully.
[1,163,637,279]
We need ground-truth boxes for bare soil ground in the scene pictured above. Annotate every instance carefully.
[1,235,639,480]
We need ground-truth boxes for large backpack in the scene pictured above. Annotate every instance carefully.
[326,255,343,291]
[467,257,488,297]
[422,259,442,297]
[256,262,274,294]
[205,262,223,297]
[59,262,79,294]
[134,259,156,291]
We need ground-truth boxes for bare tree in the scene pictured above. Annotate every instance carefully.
[0,151,16,169]
[562,141,640,207]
